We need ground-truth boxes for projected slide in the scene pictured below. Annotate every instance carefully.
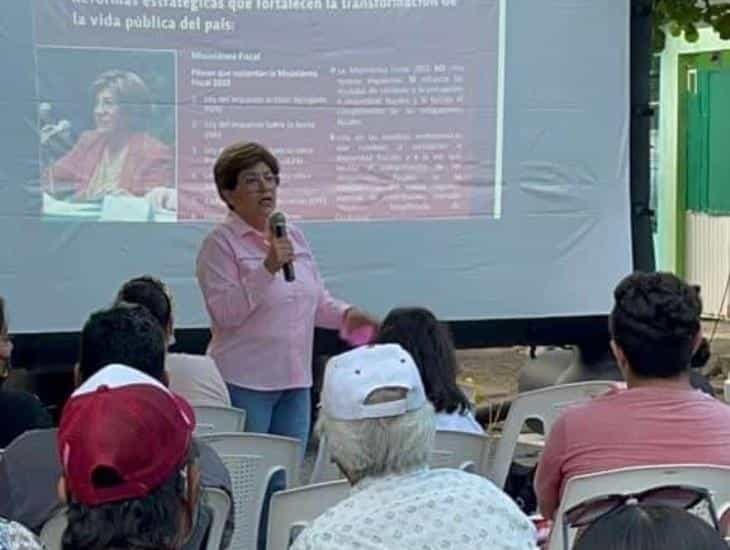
[34,0,500,223]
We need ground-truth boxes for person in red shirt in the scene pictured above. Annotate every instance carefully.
[47,70,174,209]
[536,272,730,519]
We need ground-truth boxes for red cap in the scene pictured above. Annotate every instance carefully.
[58,364,196,506]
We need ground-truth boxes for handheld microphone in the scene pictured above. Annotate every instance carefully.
[269,211,295,282]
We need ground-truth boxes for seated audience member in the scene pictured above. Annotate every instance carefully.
[293,344,535,550]
[376,307,483,434]
[58,364,199,550]
[0,517,44,550]
[0,296,52,448]
[536,272,730,520]
[572,504,727,550]
[116,276,231,407]
[0,305,233,549]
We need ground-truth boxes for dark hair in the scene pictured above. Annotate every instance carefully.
[573,505,726,550]
[0,296,5,334]
[609,272,701,378]
[691,337,711,368]
[376,307,471,414]
[116,276,172,331]
[213,141,279,209]
[62,441,199,550]
[91,70,152,132]
[78,304,166,383]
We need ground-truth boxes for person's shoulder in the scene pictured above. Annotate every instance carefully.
[0,517,44,550]
[167,352,216,370]
[198,221,235,254]
[287,221,307,240]
[196,439,232,492]
[286,222,315,253]
[0,390,46,413]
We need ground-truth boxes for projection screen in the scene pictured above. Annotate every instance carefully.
[0,0,632,333]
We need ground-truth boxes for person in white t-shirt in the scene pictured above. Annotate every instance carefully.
[376,307,483,434]
[115,276,231,407]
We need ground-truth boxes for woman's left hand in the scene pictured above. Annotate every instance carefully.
[342,308,380,345]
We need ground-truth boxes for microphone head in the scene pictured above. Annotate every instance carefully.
[269,211,286,229]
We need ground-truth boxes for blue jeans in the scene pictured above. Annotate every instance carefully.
[227,385,311,550]
[227,384,311,451]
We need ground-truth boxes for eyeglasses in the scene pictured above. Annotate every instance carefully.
[239,172,280,189]
[562,485,719,550]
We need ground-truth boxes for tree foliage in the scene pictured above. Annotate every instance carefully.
[654,0,730,50]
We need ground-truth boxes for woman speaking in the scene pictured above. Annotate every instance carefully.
[196,142,376,447]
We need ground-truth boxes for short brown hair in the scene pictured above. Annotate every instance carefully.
[213,142,280,209]
[91,70,152,132]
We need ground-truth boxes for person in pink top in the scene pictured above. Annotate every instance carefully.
[536,271,730,520]
[196,141,376,447]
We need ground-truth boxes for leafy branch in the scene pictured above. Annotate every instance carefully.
[653,0,730,50]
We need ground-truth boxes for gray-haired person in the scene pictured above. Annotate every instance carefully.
[293,344,536,550]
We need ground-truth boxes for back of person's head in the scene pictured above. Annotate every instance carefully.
[609,272,701,379]
[377,307,470,414]
[78,304,166,383]
[317,344,435,485]
[116,275,173,332]
[691,337,711,368]
[573,505,727,550]
[59,365,198,550]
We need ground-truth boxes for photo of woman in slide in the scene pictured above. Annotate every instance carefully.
[46,70,176,211]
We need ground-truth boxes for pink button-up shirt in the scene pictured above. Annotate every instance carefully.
[196,212,349,390]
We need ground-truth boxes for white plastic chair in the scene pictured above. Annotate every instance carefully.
[547,464,730,550]
[39,507,65,550]
[266,479,350,550]
[40,487,232,550]
[199,432,300,550]
[193,405,247,433]
[489,382,617,488]
[434,430,491,476]
[204,487,232,550]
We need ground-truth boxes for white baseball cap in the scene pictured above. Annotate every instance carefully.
[320,344,427,420]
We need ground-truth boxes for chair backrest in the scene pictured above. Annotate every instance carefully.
[266,480,350,550]
[193,405,246,434]
[548,464,730,550]
[199,432,300,550]
[434,430,491,476]
[204,487,232,550]
[310,431,490,484]
[39,487,232,550]
[39,508,65,550]
[489,382,617,488]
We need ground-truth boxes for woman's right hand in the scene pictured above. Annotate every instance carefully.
[264,235,295,274]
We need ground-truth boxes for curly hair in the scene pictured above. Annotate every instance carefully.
[609,272,701,378]
[376,307,472,414]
